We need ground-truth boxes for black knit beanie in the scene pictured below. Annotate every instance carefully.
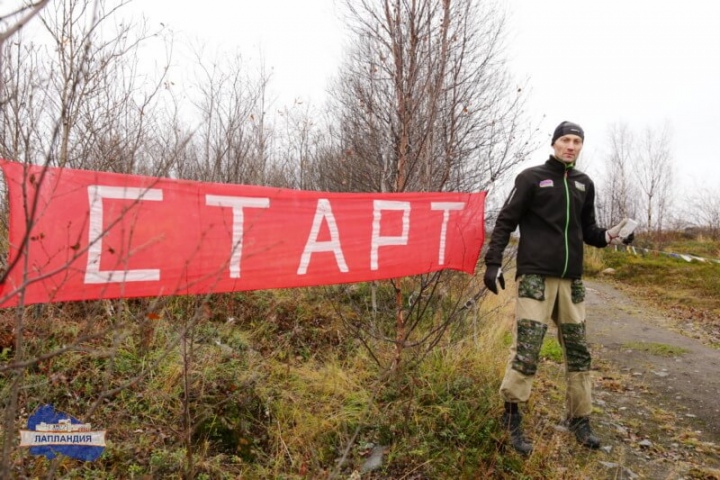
[551,121,584,145]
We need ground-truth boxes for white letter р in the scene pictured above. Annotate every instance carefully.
[371,200,410,271]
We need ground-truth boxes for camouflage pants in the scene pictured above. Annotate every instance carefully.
[500,275,593,418]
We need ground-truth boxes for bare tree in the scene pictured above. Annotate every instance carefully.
[634,122,674,232]
[0,2,193,476]
[316,0,533,370]
[41,0,170,172]
[597,122,639,226]
[0,1,51,64]
[327,0,532,195]
[0,0,170,176]
[177,46,272,185]
[274,100,315,189]
[685,186,720,239]
[0,38,46,165]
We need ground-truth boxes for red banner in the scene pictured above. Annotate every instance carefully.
[0,161,485,306]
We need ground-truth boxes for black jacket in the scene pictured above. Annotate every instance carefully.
[484,156,608,279]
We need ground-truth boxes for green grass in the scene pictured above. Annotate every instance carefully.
[621,341,689,357]
[659,236,720,259]
[540,337,564,363]
[623,342,688,357]
[588,235,720,317]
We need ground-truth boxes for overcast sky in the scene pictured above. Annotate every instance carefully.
[504,0,720,194]
[132,0,719,193]
[6,0,717,193]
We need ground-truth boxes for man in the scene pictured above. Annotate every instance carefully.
[483,121,634,455]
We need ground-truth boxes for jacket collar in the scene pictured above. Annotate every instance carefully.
[546,155,575,171]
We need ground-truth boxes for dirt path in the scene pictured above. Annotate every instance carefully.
[584,279,720,478]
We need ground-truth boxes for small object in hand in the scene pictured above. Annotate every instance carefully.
[618,219,637,239]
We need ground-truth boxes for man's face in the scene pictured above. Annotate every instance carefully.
[552,134,583,163]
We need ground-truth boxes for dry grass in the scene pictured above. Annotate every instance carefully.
[0,277,606,479]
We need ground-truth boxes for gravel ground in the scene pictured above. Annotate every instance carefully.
[584,279,720,479]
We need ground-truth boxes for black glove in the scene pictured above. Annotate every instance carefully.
[483,264,505,295]
[623,232,635,245]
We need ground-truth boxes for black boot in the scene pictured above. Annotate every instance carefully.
[501,404,533,455]
[569,416,600,449]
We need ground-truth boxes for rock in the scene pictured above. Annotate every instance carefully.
[599,462,639,479]
[638,439,653,448]
[601,268,616,275]
[361,445,387,473]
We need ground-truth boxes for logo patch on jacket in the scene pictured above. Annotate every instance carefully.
[574,181,586,192]
[539,179,554,188]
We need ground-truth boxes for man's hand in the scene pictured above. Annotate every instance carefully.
[606,218,636,246]
[484,264,505,294]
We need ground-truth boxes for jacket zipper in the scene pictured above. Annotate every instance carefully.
[562,170,570,277]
